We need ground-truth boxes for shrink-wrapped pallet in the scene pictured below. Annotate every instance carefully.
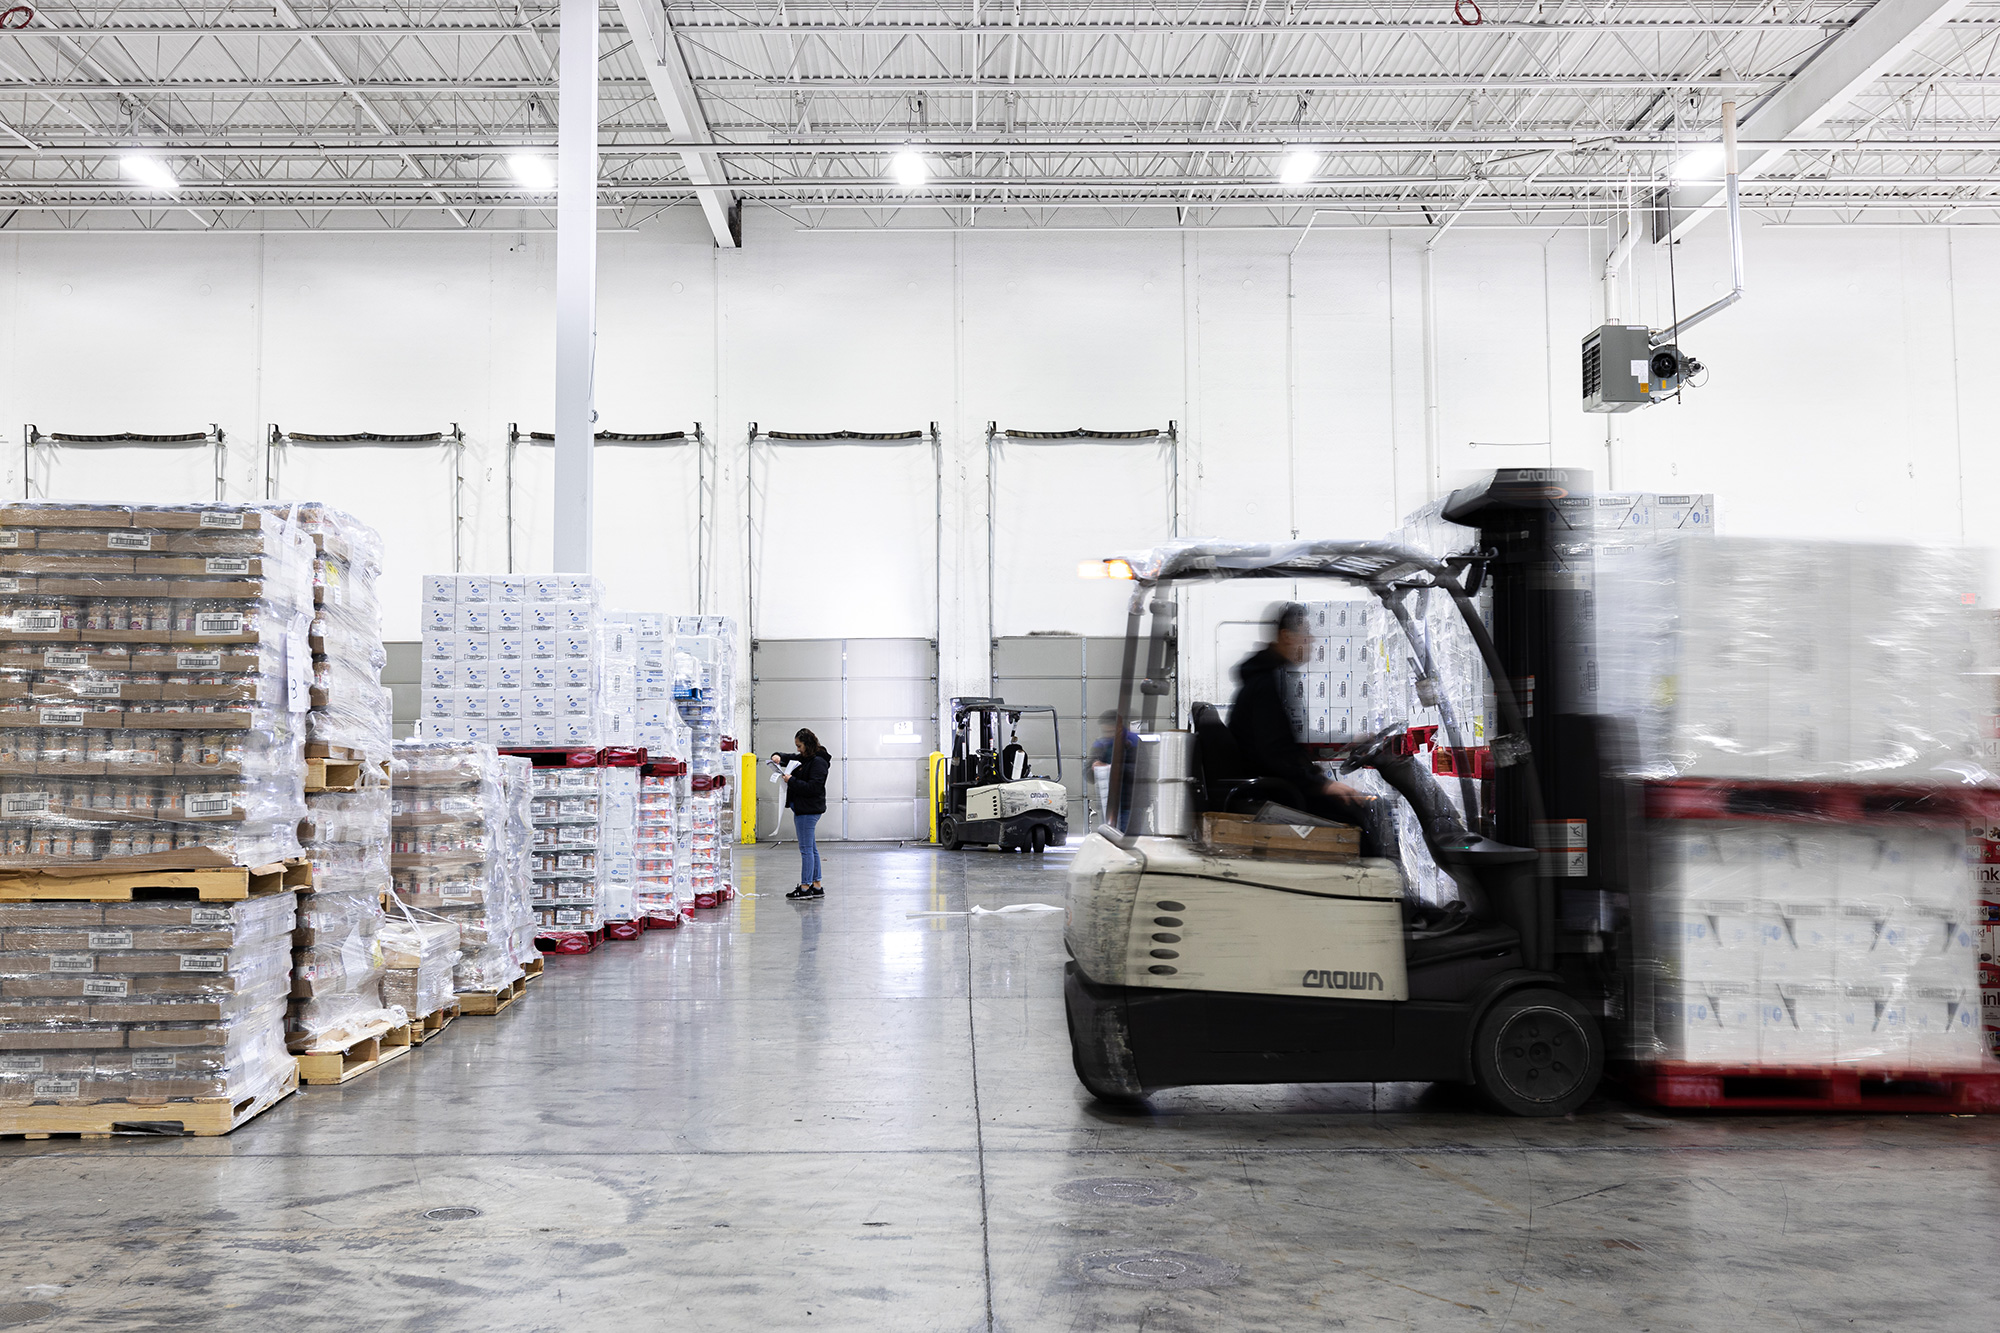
[389,739,527,997]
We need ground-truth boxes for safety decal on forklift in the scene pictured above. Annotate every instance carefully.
[1535,819,1588,877]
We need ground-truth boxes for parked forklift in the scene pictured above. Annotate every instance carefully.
[1065,470,1629,1116]
[936,697,1070,852]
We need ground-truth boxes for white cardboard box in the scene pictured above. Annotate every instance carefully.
[494,574,529,603]
[457,689,489,719]
[421,630,456,662]
[527,603,561,633]
[527,634,559,660]
[526,691,557,719]
[529,575,563,601]
[456,633,490,662]
[423,604,456,634]
[421,690,453,721]
[493,660,523,690]
[454,574,491,604]
[423,575,457,604]
[455,661,490,691]
[490,690,522,720]
[492,633,525,661]
[423,662,456,690]
[494,604,524,633]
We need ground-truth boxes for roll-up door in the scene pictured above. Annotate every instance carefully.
[753,637,937,842]
[991,634,1178,828]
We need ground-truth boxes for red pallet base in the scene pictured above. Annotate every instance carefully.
[1644,779,2000,825]
[1616,1061,2000,1113]
[535,927,605,955]
[605,919,643,940]
[643,912,682,930]
[691,892,719,909]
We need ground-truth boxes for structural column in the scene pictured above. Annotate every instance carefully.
[553,0,598,573]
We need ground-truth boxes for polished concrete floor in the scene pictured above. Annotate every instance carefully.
[2,842,1997,1332]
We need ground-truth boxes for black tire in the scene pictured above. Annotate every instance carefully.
[1064,964,1148,1105]
[1030,824,1049,853]
[1469,988,1603,1117]
[938,816,963,851]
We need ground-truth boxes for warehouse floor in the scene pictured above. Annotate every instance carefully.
[2,843,1996,1332]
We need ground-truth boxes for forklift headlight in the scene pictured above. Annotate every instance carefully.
[1078,559,1137,581]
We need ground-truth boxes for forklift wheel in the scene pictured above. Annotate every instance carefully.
[938,816,963,851]
[1030,825,1048,853]
[1469,988,1603,1118]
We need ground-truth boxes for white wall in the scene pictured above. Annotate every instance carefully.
[4,213,1997,727]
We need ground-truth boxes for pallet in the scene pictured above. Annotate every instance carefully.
[1644,779,2000,825]
[0,857,310,902]
[305,742,364,762]
[536,926,603,956]
[458,976,526,1016]
[406,1002,459,1045]
[305,757,364,793]
[296,1020,413,1086]
[605,919,644,941]
[1618,1061,2000,1113]
[0,1060,299,1139]
[521,956,545,981]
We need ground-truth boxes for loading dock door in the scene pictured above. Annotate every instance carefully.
[991,635,1178,829]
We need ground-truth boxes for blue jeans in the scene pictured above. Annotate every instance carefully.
[795,813,822,883]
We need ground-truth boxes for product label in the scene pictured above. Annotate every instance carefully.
[83,977,128,997]
[198,511,244,529]
[106,532,154,551]
[0,1056,44,1073]
[194,612,244,637]
[558,885,591,900]
[75,681,122,698]
[189,907,231,926]
[1,792,50,816]
[179,953,226,973]
[0,578,20,594]
[42,651,87,670]
[176,652,222,670]
[285,613,311,712]
[32,1078,80,1098]
[14,610,61,634]
[39,708,83,726]
[48,954,94,973]
[204,557,251,575]
[0,533,18,549]
[131,1052,177,1071]
[87,929,133,950]
[184,792,235,818]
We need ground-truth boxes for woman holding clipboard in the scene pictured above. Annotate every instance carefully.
[771,729,832,900]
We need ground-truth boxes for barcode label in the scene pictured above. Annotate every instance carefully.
[131,1053,177,1070]
[0,578,19,594]
[14,610,61,633]
[0,533,18,548]
[75,681,121,698]
[198,511,244,529]
[189,907,230,926]
[83,977,128,997]
[1,792,50,816]
[42,651,86,670]
[194,613,244,636]
[205,557,250,574]
[32,1078,80,1098]
[0,1056,44,1073]
[49,954,94,973]
[179,953,226,973]
[176,652,222,670]
[39,708,83,726]
[106,532,153,550]
[185,792,235,817]
[87,930,133,950]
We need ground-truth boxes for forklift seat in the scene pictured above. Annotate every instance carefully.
[1189,702,1305,814]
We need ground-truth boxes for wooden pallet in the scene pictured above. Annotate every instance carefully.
[295,1020,413,1086]
[1617,1061,2000,1113]
[0,1060,299,1139]
[304,758,364,793]
[305,742,363,762]
[0,857,310,902]
[521,956,545,981]
[406,1002,459,1045]
[458,976,526,1017]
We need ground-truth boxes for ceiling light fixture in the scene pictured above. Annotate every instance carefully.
[892,147,930,188]
[121,154,179,191]
[1279,148,1318,186]
[1671,146,1724,182]
[508,154,556,191]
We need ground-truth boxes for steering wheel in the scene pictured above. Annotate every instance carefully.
[1338,727,1406,775]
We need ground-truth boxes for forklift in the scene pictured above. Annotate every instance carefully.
[1065,469,1629,1116]
[937,697,1070,852]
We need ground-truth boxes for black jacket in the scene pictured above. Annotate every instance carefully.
[783,750,831,816]
[1227,646,1322,793]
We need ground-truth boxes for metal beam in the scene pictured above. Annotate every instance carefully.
[4,19,1870,36]
[553,0,596,573]
[613,0,736,247]
[1662,0,1977,240]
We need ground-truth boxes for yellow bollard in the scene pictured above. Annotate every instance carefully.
[740,749,758,844]
[926,751,947,843]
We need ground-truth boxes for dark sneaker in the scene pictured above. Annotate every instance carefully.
[807,884,825,898]
[786,884,814,901]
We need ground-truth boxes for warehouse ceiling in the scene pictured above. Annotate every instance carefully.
[2,0,1998,238]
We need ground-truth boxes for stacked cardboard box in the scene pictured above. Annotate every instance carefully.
[295,506,394,767]
[419,574,607,749]
[634,762,683,924]
[378,915,459,1019]
[388,740,527,1002]
[0,502,315,869]
[673,617,736,778]
[528,762,604,933]
[0,891,298,1107]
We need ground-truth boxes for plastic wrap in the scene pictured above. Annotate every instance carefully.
[1596,537,1989,785]
[418,573,605,748]
[0,890,297,1104]
[0,502,315,869]
[378,914,461,1018]
[391,739,527,992]
[279,504,393,769]
[498,755,539,966]
[635,766,683,922]
[529,764,602,931]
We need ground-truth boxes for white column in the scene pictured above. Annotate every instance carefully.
[553,0,598,573]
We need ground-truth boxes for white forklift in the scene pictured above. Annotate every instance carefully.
[1065,470,1623,1116]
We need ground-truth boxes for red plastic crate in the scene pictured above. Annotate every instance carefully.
[502,747,602,769]
[605,920,643,941]
[1645,779,2000,825]
[535,927,604,955]
[691,773,728,792]
[1617,1060,2000,1112]
[692,891,719,909]
[643,758,689,778]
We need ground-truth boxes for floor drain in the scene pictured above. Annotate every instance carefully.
[421,1207,482,1221]
[0,1304,58,1327]
[1056,1178,1195,1207]
[1079,1249,1237,1289]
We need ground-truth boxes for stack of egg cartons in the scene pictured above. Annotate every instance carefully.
[0,890,301,1111]
[420,574,607,749]
[0,501,313,870]
[635,761,683,925]
[1601,538,1991,1072]
[388,740,520,1005]
[530,761,604,935]
[284,504,396,1053]
[527,574,604,749]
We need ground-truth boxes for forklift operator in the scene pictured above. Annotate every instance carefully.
[1228,602,1370,825]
